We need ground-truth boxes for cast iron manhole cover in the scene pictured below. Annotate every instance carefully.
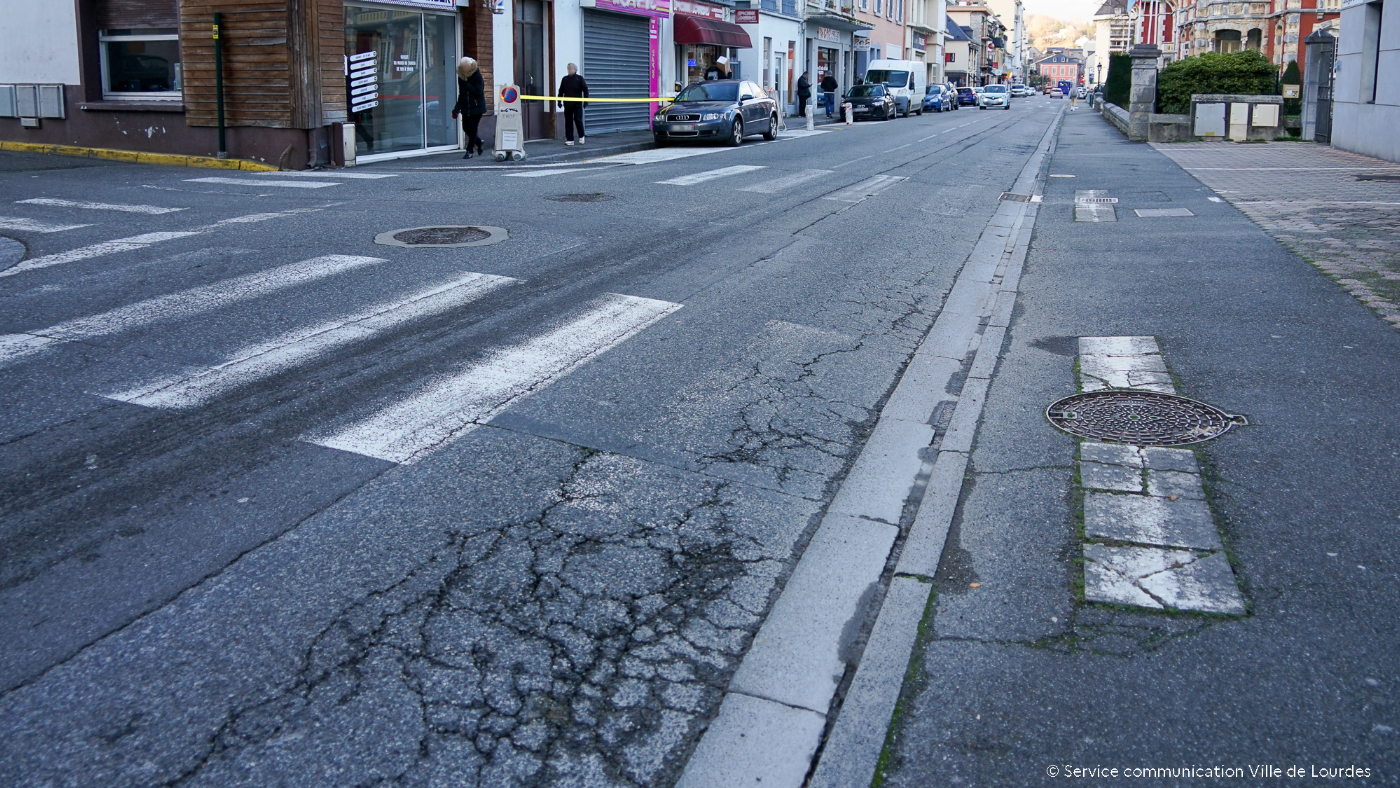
[374,225,507,248]
[546,193,616,202]
[1045,390,1245,446]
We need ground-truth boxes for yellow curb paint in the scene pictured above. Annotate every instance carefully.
[0,140,278,171]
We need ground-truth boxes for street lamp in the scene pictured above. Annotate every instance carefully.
[1097,62,1102,85]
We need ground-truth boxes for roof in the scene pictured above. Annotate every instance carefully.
[1094,0,1129,15]
[945,17,972,41]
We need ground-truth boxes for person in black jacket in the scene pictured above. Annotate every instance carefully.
[796,71,811,118]
[450,57,486,158]
[820,71,838,118]
[558,63,588,145]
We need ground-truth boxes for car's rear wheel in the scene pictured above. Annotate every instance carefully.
[763,113,778,140]
[727,118,743,147]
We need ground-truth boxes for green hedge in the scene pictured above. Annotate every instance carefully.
[1104,52,1131,108]
[1155,50,1277,113]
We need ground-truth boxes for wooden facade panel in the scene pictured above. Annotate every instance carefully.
[98,0,179,30]
[319,0,347,123]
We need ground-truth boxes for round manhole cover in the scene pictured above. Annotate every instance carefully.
[1045,390,1245,446]
[546,193,615,203]
[374,225,507,248]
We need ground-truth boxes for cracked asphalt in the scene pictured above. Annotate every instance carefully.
[0,102,1061,785]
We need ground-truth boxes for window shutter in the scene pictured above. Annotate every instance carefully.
[97,0,179,30]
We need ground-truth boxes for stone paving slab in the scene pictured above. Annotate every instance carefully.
[1153,141,1400,330]
[1083,544,1244,614]
[1084,492,1222,550]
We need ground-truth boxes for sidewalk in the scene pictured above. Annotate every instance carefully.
[1152,141,1400,330]
[872,108,1400,785]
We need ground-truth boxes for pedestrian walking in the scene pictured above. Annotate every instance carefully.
[451,57,486,159]
[820,72,838,118]
[796,71,811,118]
[1070,89,1079,111]
[558,63,588,146]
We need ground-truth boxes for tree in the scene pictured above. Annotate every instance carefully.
[1281,59,1302,116]
[1154,50,1278,113]
[1104,53,1131,108]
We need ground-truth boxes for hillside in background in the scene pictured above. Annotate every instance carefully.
[1026,13,1093,53]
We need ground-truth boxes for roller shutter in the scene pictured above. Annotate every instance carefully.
[582,11,651,134]
[97,0,178,30]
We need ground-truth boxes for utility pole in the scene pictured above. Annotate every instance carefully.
[214,12,227,159]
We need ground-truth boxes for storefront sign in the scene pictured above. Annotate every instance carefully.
[675,0,726,19]
[365,0,455,8]
[912,32,926,50]
[817,27,841,42]
[582,0,671,18]
[735,9,759,23]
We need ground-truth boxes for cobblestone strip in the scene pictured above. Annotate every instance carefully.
[1075,337,1245,615]
[1151,142,1400,331]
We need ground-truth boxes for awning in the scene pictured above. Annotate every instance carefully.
[674,15,753,48]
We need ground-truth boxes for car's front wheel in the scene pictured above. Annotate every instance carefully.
[727,118,743,147]
[653,134,669,147]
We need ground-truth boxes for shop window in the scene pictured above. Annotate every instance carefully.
[99,29,181,99]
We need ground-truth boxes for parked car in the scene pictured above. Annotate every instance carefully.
[866,59,926,116]
[1010,84,1032,97]
[1075,87,1089,99]
[922,84,956,112]
[1049,88,1063,99]
[653,80,778,147]
[955,86,978,106]
[978,83,1011,110]
[844,83,897,120]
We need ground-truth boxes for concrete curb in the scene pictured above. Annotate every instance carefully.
[807,107,1065,788]
[0,140,277,171]
[674,106,1067,788]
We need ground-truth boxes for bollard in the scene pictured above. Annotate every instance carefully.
[806,102,814,131]
[844,102,852,125]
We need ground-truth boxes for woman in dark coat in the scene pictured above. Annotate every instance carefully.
[451,57,486,158]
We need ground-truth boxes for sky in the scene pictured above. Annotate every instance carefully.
[1022,0,1102,23]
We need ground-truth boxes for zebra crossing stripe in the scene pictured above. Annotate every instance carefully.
[657,165,767,186]
[310,292,682,464]
[107,271,518,409]
[17,199,185,215]
[824,175,908,204]
[503,168,589,178]
[185,177,341,189]
[740,169,832,194]
[0,217,92,233]
[0,255,385,368]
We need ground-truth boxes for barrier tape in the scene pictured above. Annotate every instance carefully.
[517,95,674,103]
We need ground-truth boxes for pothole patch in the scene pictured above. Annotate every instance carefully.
[546,193,616,203]
[1046,390,1245,446]
[0,236,24,270]
[374,225,507,248]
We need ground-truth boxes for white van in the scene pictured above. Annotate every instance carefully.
[864,59,927,117]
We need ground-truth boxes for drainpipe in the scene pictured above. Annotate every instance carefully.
[214,12,227,159]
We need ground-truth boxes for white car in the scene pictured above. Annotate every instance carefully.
[1010,84,1032,97]
[978,84,1011,110]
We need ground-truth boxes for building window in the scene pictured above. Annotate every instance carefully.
[1361,0,1384,102]
[99,29,182,99]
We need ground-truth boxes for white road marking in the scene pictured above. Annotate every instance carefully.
[824,174,907,203]
[184,177,341,189]
[833,154,874,169]
[17,198,185,215]
[108,271,517,409]
[503,168,589,178]
[739,169,832,193]
[0,208,317,279]
[657,165,767,186]
[0,217,91,233]
[260,171,398,179]
[881,143,912,152]
[311,292,682,464]
[0,255,383,367]
[1207,196,1224,202]
[775,129,829,138]
[595,147,731,165]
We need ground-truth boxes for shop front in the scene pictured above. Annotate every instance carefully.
[344,0,459,161]
[806,16,868,100]
[732,4,803,114]
[579,0,667,134]
[674,0,751,87]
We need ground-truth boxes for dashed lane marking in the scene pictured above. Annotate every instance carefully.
[17,199,185,215]
[310,292,682,464]
[0,208,318,279]
[184,177,341,189]
[0,254,385,368]
[503,168,590,178]
[739,169,832,193]
[824,174,907,203]
[657,165,767,186]
[108,271,517,409]
[260,171,398,179]
[0,217,92,233]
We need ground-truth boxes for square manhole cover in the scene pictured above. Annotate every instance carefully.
[1134,208,1194,218]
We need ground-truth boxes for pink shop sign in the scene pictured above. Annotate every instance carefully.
[583,0,672,18]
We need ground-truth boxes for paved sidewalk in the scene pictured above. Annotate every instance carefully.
[1153,141,1400,329]
[875,109,1400,787]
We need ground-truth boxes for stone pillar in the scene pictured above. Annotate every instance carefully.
[1128,44,1162,142]
[1301,29,1336,141]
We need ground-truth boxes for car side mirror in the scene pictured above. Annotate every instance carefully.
[740,94,753,102]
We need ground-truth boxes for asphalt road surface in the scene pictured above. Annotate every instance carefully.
[0,99,1058,785]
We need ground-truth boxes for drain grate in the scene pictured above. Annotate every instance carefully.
[1077,197,1119,204]
[546,193,616,202]
[1046,390,1245,446]
[999,192,1030,202]
[374,225,507,248]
